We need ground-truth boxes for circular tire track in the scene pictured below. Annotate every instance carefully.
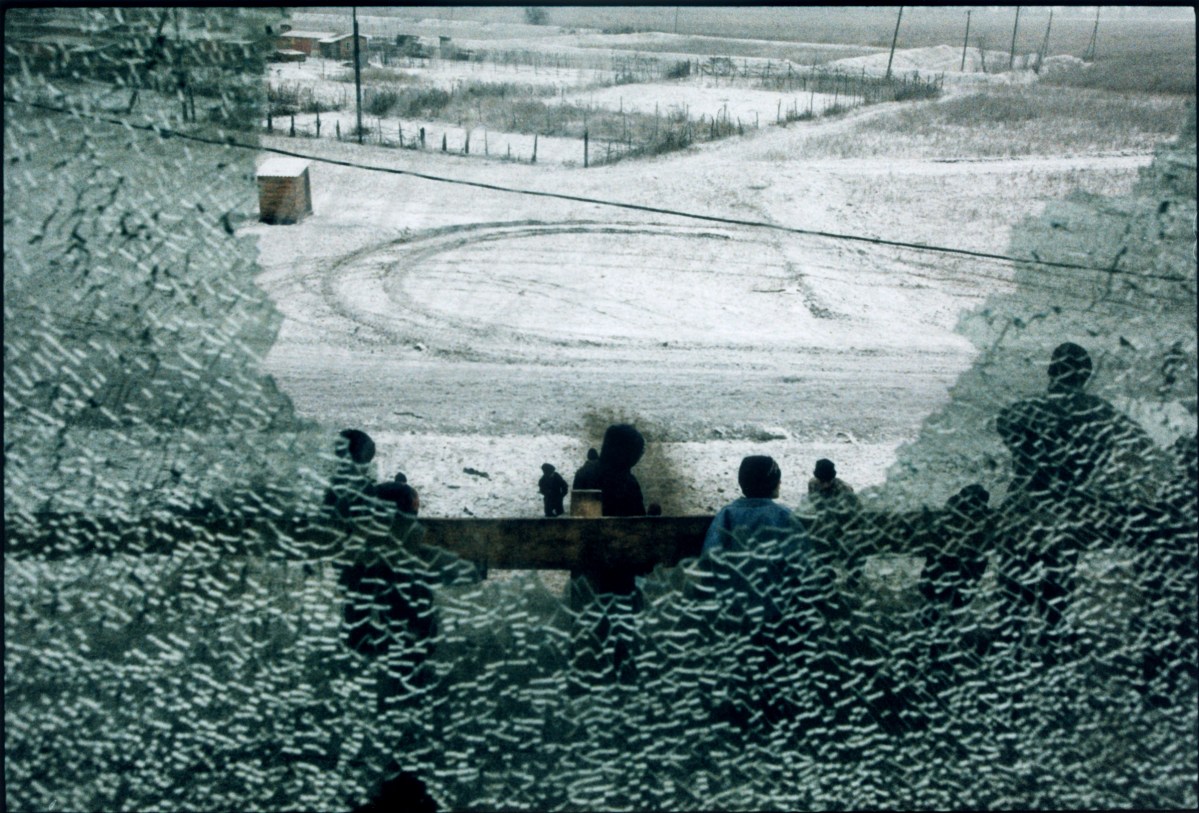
[321,219,789,363]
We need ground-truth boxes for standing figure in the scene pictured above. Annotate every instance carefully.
[994,341,1162,658]
[596,424,647,518]
[572,447,601,490]
[571,424,647,598]
[539,463,569,517]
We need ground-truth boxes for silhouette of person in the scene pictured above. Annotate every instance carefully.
[351,761,437,813]
[996,341,1161,505]
[323,429,383,522]
[570,425,647,596]
[376,472,420,516]
[918,484,993,670]
[538,463,569,517]
[993,342,1161,658]
[572,447,601,490]
[808,458,859,508]
[1130,431,1198,703]
[337,478,478,712]
[596,424,646,518]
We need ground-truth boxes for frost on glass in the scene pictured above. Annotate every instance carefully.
[5,7,1197,813]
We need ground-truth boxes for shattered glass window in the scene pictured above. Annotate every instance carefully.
[5,7,1197,811]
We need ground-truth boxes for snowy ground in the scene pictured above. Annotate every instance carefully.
[248,43,1153,527]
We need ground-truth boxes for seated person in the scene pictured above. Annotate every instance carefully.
[808,458,860,510]
[704,455,803,555]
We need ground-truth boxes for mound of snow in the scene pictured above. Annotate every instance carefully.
[832,45,1042,76]
[1038,54,1088,76]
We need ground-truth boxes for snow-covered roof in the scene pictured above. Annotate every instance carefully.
[277,30,337,40]
[319,32,372,43]
[257,157,311,178]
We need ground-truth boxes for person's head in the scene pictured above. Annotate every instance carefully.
[587,448,599,461]
[813,458,836,483]
[541,463,555,474]
[739,455,782,499]
[393,471,407,484]
[377,481,420,515]
[352,763,436,813]
[336,429,375,465]
[1048,342,1092,391]
[599,424,645,471]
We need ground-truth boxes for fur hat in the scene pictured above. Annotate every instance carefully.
[337,429,375,465]
[813,458,836,483]
[600,424,645,471]
[739,455,781,498]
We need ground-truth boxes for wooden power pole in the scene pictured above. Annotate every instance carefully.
[1036,9,1053,73]
[1009,6,1020,70]
[885,6,903,80]
[960,9,971,72]
[1084,7,1099,62]
[353,6,363,144]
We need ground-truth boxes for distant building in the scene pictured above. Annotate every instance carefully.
[317,32,370,61]
[395,33,439,59]
[257,158,313,225]
[275,30,336,56]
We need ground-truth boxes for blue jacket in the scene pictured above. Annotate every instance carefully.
[702,498,804,556]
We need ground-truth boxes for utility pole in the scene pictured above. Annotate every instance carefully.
[885,6,902,81]
[673,7,679,35]
[960,9,971,72]
[353,6,363,144]
[1035,9,1053,74]
[1084,7,1099,62]
[1009,6,1020,70]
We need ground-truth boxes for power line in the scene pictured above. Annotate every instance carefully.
[6,95,1194,285]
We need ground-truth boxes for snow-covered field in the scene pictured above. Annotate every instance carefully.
[249,42,1153,525]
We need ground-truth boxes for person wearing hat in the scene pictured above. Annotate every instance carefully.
[996,341,1161,504]
[538,463,569,517]
[323,428,384,522]
[703,455,804,555]
[808,458,860,510]
[572,447,601,491]
[993,341,1163,658]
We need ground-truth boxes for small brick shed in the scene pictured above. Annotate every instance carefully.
[257,157,313,224]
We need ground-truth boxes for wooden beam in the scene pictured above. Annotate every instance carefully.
[421,516,712,570]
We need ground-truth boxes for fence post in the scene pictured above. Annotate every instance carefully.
[420,126,425,148]
[267,109,273,132]
[532,133,538,164]
[464,129,470,155]
[336,120,340,140]
[316,112,321,137]
[290,115,295,137]
[398,123,403,147]
[583,130,588,168]
[442,133,447,152]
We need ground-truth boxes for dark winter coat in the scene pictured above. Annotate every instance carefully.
[597,424,646,518]
[572,459,602,491]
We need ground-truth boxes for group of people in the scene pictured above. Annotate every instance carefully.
[328,342,1195,702]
